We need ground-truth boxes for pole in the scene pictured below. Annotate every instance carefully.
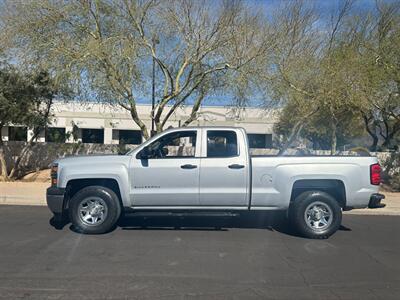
[151,55,155,136]
[151,35,159,137]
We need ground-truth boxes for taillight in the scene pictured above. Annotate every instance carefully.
[51,164,58,186]
[370,163,381,185]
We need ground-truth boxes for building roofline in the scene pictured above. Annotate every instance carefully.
[53,100,273,111]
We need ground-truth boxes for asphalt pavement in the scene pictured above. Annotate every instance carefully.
[0,205,399,299]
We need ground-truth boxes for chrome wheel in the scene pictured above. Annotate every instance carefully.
[78,197,108,226]
[304,201,333,232]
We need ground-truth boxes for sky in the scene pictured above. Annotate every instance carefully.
[2,0,398,107]
[250,0,397,16]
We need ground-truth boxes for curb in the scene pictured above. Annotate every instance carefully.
[0,196,46,206]
[344,210,400,216]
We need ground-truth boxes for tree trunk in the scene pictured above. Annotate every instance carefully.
[330,132,337,155]
[10,127,47,179]
[0,144,9,181]
[370,135,379,152]
[182,94,204,127]
[362,113,379,151]
[8,138,33,179]
[155,122,163,134]
[382,133,393,148]
[129,103,150,140]
[10,117,50,179]
[277,108,320,155]
[277,121,305,155]
[0,125,9,181]
[330,119,337,155]
[382,120,400,149]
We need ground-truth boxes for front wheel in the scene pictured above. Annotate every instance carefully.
[69,186,121,234]
[289,191,342,239]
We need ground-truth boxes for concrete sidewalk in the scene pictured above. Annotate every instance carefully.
[0,182,399,215]
[344,192,400,216]
[0,182,47,206]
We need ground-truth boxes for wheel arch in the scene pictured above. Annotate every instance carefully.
[290,179,346,208]
[65,178,123,210]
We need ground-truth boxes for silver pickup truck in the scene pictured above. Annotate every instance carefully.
[47,127,384,238]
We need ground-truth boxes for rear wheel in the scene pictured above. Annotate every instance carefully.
[69,186,121,234]
[289,191,342,239]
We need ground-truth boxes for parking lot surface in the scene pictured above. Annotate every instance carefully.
[0,205,399,299]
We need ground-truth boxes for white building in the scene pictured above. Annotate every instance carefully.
[1,102,279,148]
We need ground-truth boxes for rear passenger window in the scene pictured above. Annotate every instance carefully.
[207,131,238,157]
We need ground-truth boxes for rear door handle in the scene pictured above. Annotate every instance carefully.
[228,164,245,169]
[181,164,197,169]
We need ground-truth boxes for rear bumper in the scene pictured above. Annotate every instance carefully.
[46,187,65,214]
[368,193,386,209]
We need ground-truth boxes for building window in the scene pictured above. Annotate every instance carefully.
[8,127,27,142]
[247,133,272,148]
[82,129,104,144]
[45,128,66,143]
[119,130,142,145]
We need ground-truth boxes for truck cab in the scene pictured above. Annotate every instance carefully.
[129,127,250,208]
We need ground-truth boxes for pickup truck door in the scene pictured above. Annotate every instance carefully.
[130,129,200,206]
[199,129,249,207]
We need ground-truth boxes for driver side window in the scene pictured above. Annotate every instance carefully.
[143,131,197,159]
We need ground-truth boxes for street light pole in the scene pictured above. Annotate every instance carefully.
[151,53,155,136]
[151,35,159,137]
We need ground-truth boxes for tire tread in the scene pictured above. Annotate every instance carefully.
[289,190,342,239]
[69,185,121,234]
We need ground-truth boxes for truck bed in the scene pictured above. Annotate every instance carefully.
[249,155,379,209]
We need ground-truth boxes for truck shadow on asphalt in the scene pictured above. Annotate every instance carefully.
[50,211,352,238]
[118,212,352,238]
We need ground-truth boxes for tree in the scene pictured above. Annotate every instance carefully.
[0,65,58,180]
[258,1,326,153]
[1,0,271,140]
[356,1,400,150]
[265,0,397,154]
[276,99,364,151]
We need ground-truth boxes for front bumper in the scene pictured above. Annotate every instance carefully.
[46,186,65,214]
[368,193,386,209]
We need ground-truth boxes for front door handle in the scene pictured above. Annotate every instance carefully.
[181,164,197,169]
[228,164,245,169]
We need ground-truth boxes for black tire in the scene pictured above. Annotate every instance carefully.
[69,186,121,234]
[289,190,342,239]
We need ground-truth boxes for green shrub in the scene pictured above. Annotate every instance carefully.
[383,152,400,191]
